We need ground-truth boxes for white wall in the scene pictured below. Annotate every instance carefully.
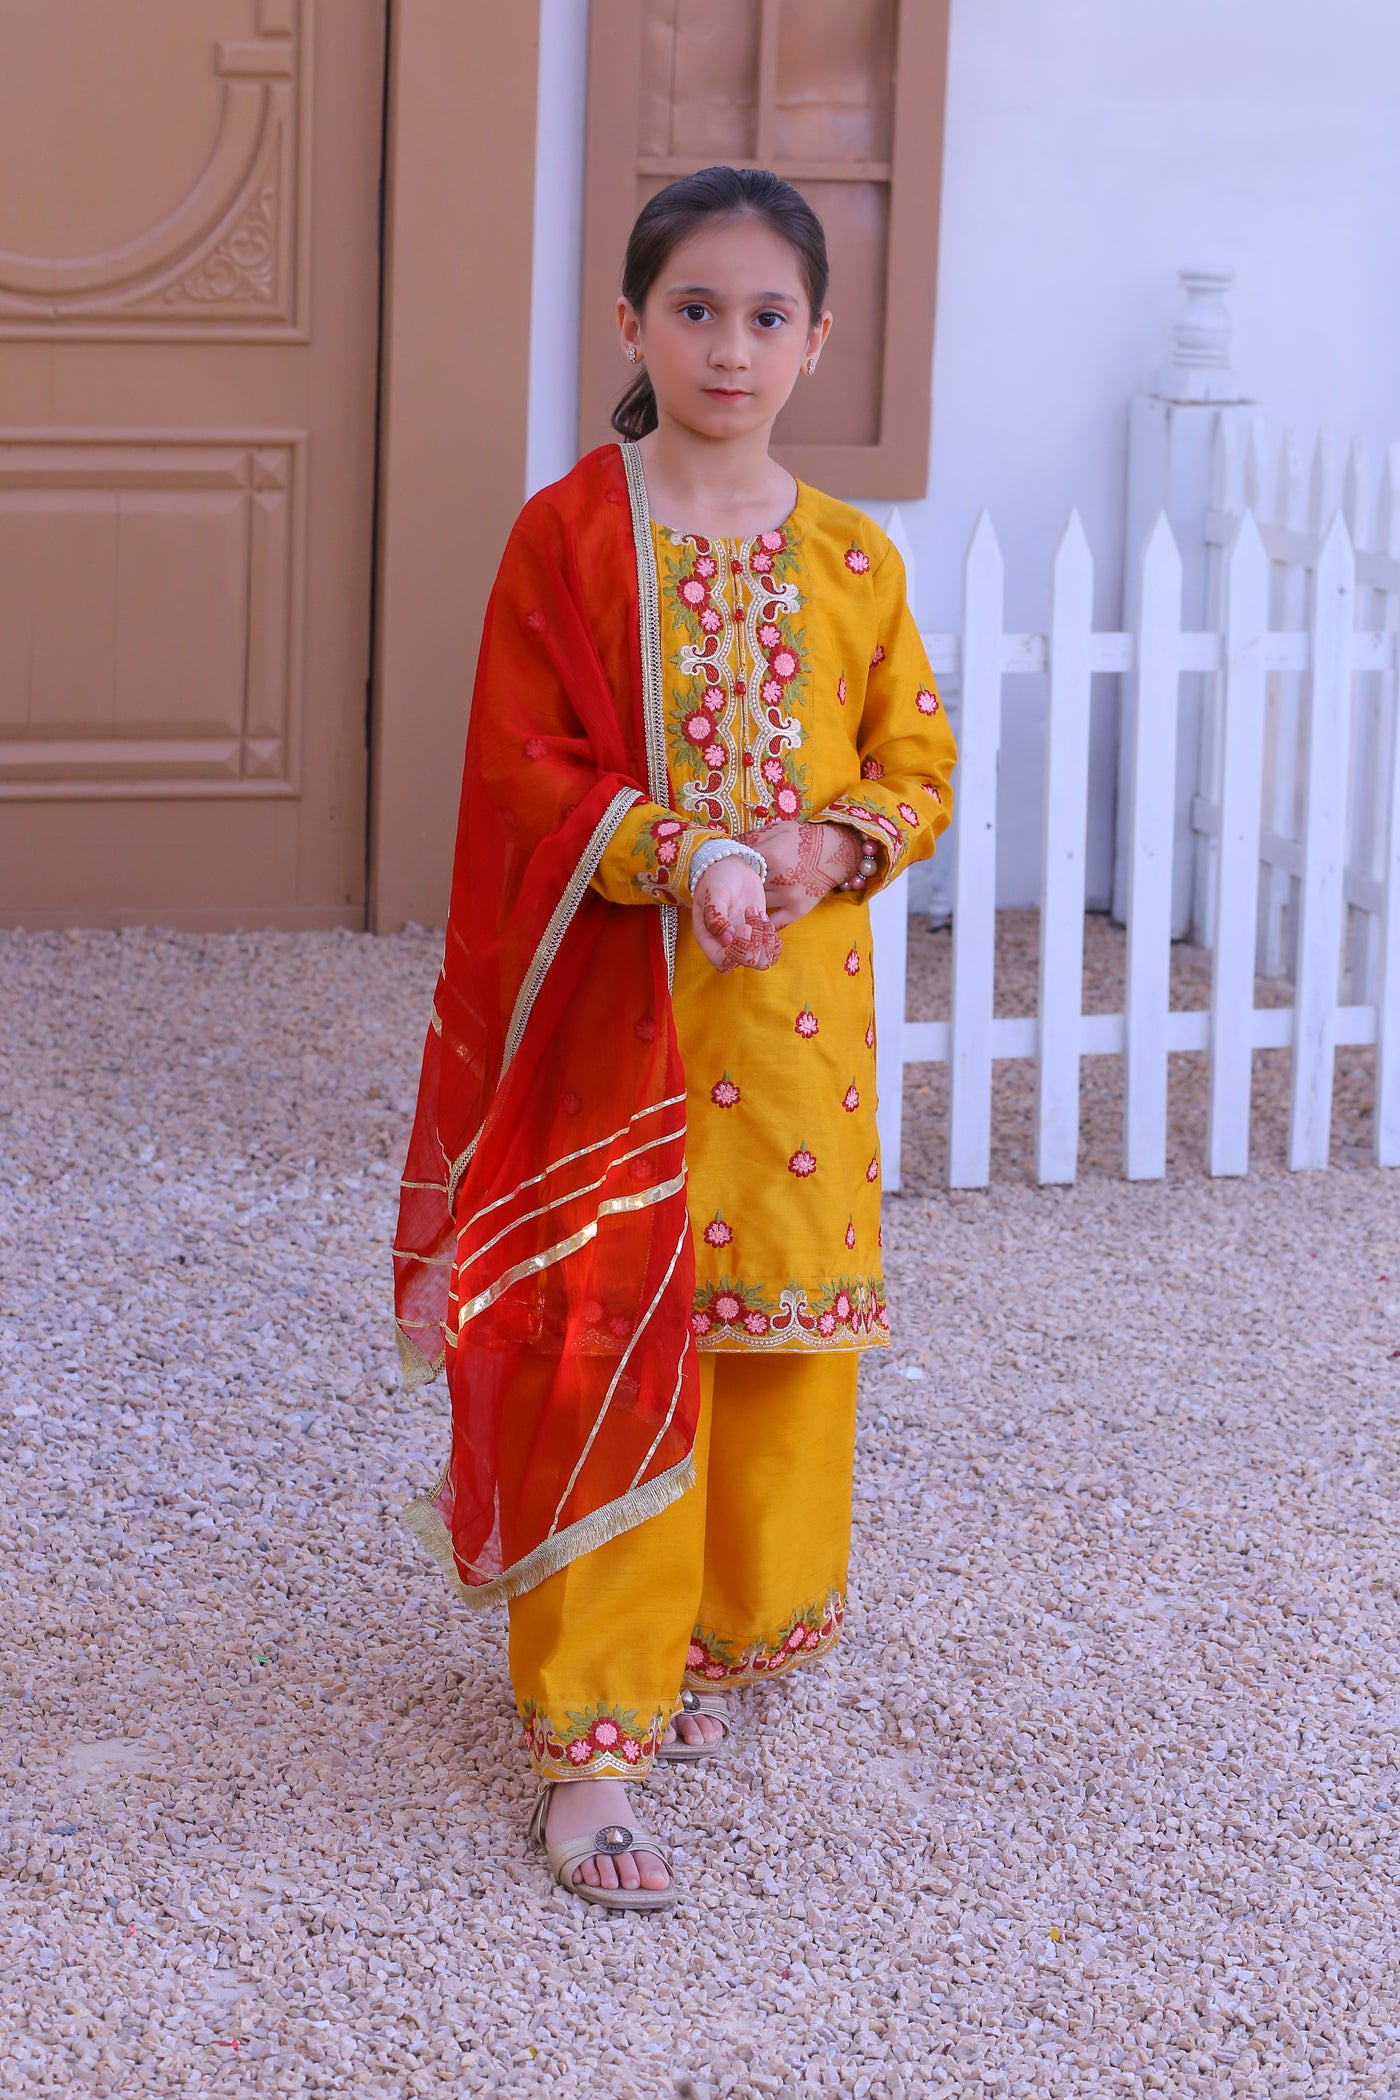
[527,0,1400,907]
[903,0,1400,906]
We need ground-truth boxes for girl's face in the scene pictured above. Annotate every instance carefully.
[619,214,831,444]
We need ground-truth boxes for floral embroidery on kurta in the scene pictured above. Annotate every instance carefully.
[685,1588,845,1685]
[592,486,957,1354]
[522,1699,669,1780]
[660,526,812,834]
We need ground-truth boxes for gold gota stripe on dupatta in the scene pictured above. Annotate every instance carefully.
[461,1124,687,1272]
[444,784,644,1206]
[547,1211,692,1531]
[621,440,679,989]
[454,1168,687,1330]
[459,1092,686,1236]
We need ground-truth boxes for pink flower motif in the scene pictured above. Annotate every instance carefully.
[522,735,547,760]
[845,547,871,574]
[795,1007,819,1038]
[751,550,774,574]
[563,1088,583,1117]
[691,1310,712,1336]
[804,1627,823,1649]
[743,1310,769,1335]
[680,577,709,609]
[656,839,678,865]
[844,947,861,976]
[916,688,940,715]
[699,607,722,634]
[592,1716,620,1748]
[843,1083,860,1113]
[865,1021,875,1050]
[566,1739,592,1764]
[655,818,682,838]
[761,755,785,786]
[694,555,717,579]
[758,621,782,649]
[861,758,884,780]
[759,529,785,553]
[702,742,727,770]
[788,1148,817,1178]
[786,1625,808,1652]
[609,1314,632,1338]
[834,1291,852,1322]
[621,1737,642,1763]
[837,674,847,705]
[845,1221,857,1250]
[634,1015,656,1042]
[525,608,548,632]
[710,1075,740,1108]
[920,780,938,798]
[775,785,801,819]
[898,801,920,826]
[704,1216,734,1249]
[817,1310,837,1336]
[687,1642,707,1668]
[871,644,886,666]
[715,1292,742,1324]
[770,648,799,682]
[875,813,902,842]
[761,679,783,706]
[684,711,713,746]
[866,1155,880,1183]
[703,1663,727,1679]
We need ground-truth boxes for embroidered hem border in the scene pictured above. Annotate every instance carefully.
[399,1449,697,1612]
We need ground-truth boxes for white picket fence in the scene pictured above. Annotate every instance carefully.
[869,506,1400,1191]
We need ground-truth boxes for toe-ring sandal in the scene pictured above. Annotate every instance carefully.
[528,1783,681,1912]
[655,1686,734,1763]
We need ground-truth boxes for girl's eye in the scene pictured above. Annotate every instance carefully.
[755,311,787,331]
[680,303,710,323]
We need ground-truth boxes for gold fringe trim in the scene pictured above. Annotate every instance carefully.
[396,1321,444,1390]
[399,1450,698,1611]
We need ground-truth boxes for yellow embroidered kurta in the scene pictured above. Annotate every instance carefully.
[592,483,955,1351]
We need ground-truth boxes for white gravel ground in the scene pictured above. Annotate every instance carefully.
[2,922,1398,2097]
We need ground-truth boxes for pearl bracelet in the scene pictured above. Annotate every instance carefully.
[690,836,769,888]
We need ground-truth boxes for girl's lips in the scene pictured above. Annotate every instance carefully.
[705,387,750,400]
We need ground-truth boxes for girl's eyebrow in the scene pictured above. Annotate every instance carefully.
[667,284,801,308]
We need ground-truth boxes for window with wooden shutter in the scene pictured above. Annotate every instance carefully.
[579,0,949,498]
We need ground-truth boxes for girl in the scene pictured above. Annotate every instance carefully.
[394,166,956,1912]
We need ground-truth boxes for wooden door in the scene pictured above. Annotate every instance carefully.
[0,0,385,927]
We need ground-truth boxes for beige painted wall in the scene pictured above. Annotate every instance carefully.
[370,0,543,933]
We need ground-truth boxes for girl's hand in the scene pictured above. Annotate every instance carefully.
[692,860,782,972]
[741,820,864,928]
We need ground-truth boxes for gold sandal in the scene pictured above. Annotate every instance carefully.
[655,1686,733,1762]
[527,1782,680,1912]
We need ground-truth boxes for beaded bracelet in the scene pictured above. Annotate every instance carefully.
[838,838,880,892]
[690,836,769,888]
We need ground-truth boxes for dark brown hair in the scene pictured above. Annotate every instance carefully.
[611,165,830,441]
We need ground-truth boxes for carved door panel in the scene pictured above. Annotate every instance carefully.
[0,0,386,925]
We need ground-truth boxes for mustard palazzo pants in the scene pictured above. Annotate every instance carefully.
[507,1351,859,1782]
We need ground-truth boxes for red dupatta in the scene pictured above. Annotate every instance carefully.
[393,443,700,1607]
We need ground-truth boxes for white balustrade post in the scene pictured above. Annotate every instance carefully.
[1208,514,1270,1175]
[1116,269,1255,941]
[947,514,1003,1188]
